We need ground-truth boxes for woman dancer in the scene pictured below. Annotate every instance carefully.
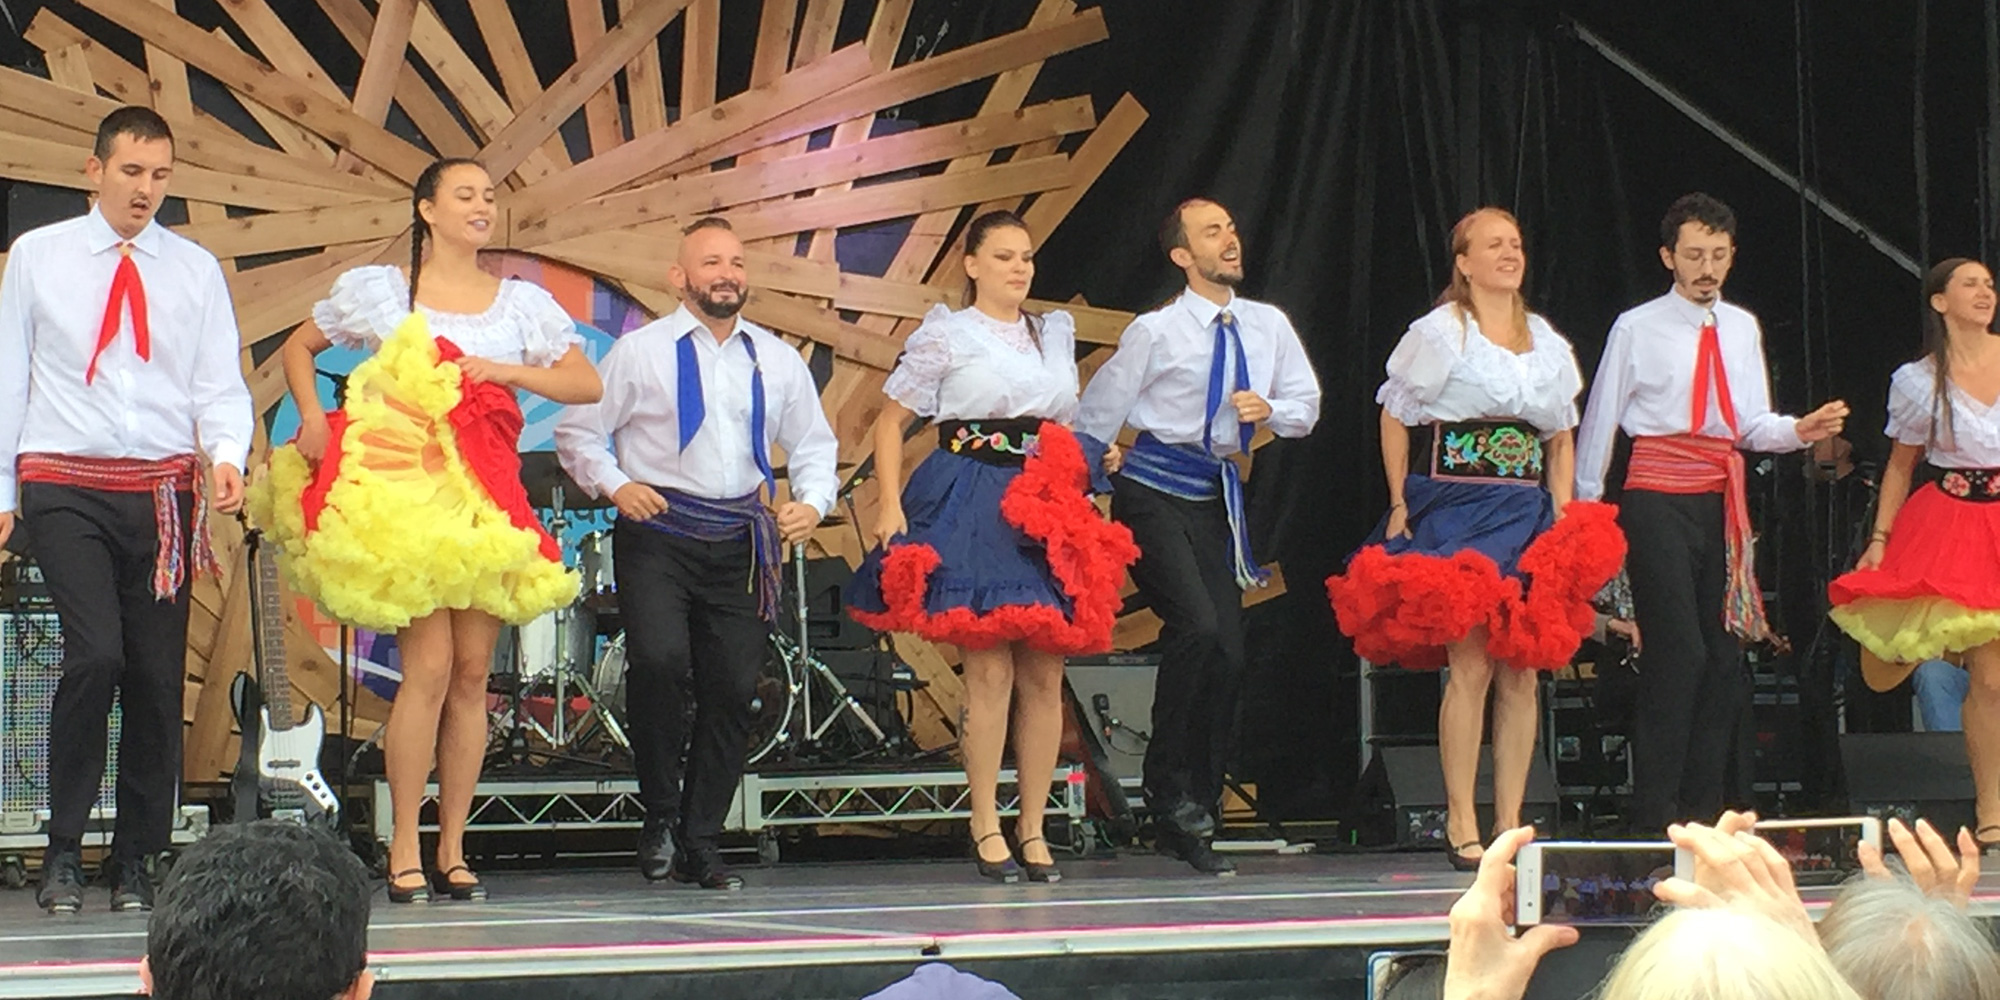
[256,158,601,902]
[1829,258,2000,851]
[1327,208,1624,869]
[848,210,1136,883]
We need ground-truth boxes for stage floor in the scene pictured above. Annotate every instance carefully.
[5,850,1999,999]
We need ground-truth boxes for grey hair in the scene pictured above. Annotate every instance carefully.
[1818,874,2000,1000]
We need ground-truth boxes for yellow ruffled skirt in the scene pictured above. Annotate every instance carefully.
[249,313,577,632]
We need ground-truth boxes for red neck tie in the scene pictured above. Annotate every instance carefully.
[1687,311,1738,437]
[87,241,150,385]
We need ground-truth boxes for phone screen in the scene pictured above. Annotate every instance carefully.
[1759,822,1870,877]
[1532,846,1677,923]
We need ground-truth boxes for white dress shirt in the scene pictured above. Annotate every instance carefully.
[0,208,253,513]
[1574,291,1807,500]
[1076,287,1321,453]
[316,265,581,365]
[882,305,1080,422]
[1885,358,2000,467]
[554,305,839,515]
[1378,304,1583,436]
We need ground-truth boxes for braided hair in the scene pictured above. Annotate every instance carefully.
[407,157,485,310]
[961,209,1041,348]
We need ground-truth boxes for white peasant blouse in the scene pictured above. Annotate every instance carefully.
[312,264,581,367]
[1377,303,1584,437]
[882,305,1081,423]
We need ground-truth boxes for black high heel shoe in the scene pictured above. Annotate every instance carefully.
[972,831,1022,884]
[1447,841,1483,872]
[429,865,488,901]
[385,868,431,904]
[1017,836,1063,884]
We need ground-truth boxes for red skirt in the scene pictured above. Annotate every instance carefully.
[1828,483,2000,662]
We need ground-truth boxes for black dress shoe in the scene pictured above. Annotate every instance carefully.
[1158,798,1217,839]
[637,820,675,883]
[106,855,154,913]
[1016,836,1062,884]
[385,868,431,904]
[37,846,84,915]
[671,846,743,890]
[429,865,488,901]
[1158,830,1236,876]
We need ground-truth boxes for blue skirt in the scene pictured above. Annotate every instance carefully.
[1367,474,1554,577]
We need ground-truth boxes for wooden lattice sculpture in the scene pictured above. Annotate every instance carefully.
[0,0,1171,778]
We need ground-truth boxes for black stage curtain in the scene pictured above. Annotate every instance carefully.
[1031,0,1978,819]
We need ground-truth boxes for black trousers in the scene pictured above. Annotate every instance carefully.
[19,483,191,854]
[1111,477,1245,816]
[612,517,765,850]
[1620,489,1745,831]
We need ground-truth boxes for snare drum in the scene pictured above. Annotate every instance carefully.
[579,531,615,595]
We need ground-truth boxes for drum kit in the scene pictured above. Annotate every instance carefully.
[488,454,886,771]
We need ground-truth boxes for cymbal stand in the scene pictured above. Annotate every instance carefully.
[545,485,629,752]
[788,542,886,746]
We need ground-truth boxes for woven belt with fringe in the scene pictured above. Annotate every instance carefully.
[17,452,217,600]
[1624,434,1770,642]
[634,488,781,622]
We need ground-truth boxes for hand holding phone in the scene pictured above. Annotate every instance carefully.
[1653,818,1818,946]
[1859,816,1980,909]
[1447,827,1580,1000]
[1752,815,1882,884]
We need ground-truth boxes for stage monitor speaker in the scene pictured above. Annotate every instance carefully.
[1064,656,1159,785]
[1360,744,1557,848]
[778,556,878,651]
[1841,732,1974,832]
[0,612,120,818]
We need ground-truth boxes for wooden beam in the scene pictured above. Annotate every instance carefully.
[513,97,1095,245]
[310,0,480,161]
[706,154,1074,244]
[235,238,401,346]
[656,9,1110,176]
[349,0,418,127]
[623,0,674,131]
[0,109,90,148]
[1022,93,1147,242]
[71,0,435,183]
[185,554,251,781]
[208,27,338,165]
[405,0,566,182]
[468,0,542,109]
[863,0,912,71]
[741,289,904,370]
[42,45,94,95]
[567,0,628,156]
[215,0,349,103]
[511,45,874,223]
[534,231,839,302]
[175,199,409,260]
[676,0,720,114]
[478,0,692,181]
[749,0,799,89]
[0,130,378,212]
[26,10,146,105]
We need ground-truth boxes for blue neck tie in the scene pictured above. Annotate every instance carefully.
[676,328,776,498]
[1203,309,1253,457]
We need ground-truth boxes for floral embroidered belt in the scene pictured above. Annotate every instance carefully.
[937,418,1042,467]
[1409,419,1544,486]
[1921,464,2000,503]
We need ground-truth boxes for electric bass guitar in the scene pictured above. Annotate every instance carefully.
[230,526,339,826]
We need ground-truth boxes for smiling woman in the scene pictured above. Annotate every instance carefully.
[250,155,602,906]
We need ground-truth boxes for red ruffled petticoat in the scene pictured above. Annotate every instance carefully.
[298,336,561,562]
[1325,500,1627,671]
[850,423,1139,655]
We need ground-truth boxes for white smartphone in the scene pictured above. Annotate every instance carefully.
[1754,815,1882,883]
[1515,840,1694,925]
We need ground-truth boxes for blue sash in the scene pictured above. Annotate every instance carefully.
[634,488,781,621]
[1119,432,1268,589]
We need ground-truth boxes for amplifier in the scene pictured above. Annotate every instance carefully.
[1065,655,1160,784]
[0,559,50,610]
[0,613,119,819]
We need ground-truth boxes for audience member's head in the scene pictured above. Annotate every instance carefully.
[1818,873,2000,1000]
[141,821,373,1000]
[1379,952,1446,1000]
[1596,906,1859,1000]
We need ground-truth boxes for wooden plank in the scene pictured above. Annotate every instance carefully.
[623,0,674,131]
[174,199,409,259]
[862,0,912,71]
[225,240,385,306]
[0,110,88,149]
[26,11,146,104]
[478,0,692,180]
[468,0,543,108]
[0,131,378,212]
[709,154,1074,244]
[567,0,627,156]
[656,10,1110,176]
[676,0,719,113]
[749,0,799,89]
[71,0,435,183]
[142,0,194,116]
[0,60,399,201]
[348,0,419,127]
[208,27,338,165]
[43,44,94,95]
[311,0,480,162]
[509,45,872,225]
[235,238,401,346]
[215,0,349,104]
[513,97,1095,245]
[535,231,839,303]
[405,0,565,182]
[740,289,903,370]
[186,552,252,781]
[1022,93,1147,242]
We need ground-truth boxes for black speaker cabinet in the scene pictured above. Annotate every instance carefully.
[1064,655,1160,785]
[1360,744,1558,848]
[1841,732,1975,832]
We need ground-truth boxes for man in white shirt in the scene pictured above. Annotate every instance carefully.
[0,107,252,914]
[1076,198,1321,874]
[554,218,837,890]
[1573,193,1846,831]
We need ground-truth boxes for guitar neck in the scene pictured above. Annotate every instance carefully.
[250,532,294,731]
